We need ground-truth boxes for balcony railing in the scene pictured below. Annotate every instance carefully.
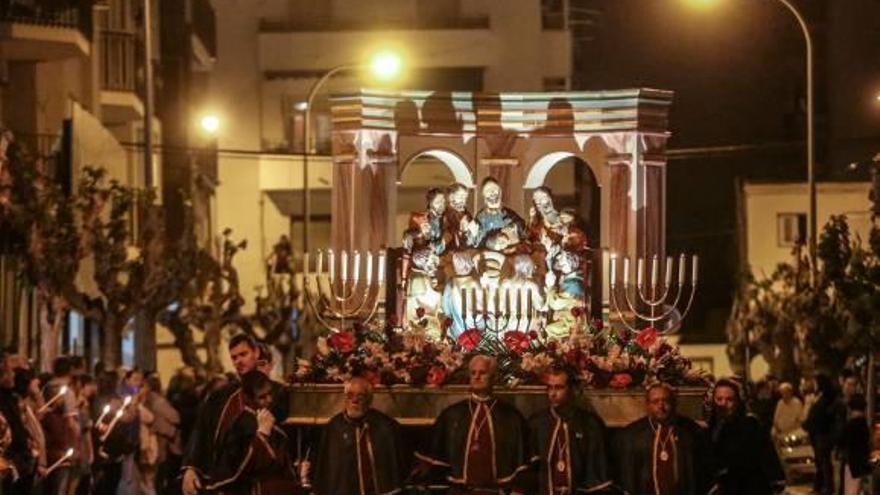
[259,15,490,33]
[190,0,215,57]
[0,0,93,37]
[101,30,141,92]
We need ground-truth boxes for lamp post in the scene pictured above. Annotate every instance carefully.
[301,51,403,257]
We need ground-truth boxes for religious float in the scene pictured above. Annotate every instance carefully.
[288,88,709,427]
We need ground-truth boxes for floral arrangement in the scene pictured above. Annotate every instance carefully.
[291,310,709,389]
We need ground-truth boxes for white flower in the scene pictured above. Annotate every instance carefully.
[317,337,330,356]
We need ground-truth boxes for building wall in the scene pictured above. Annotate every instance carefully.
[211,0,573,311]
[744,181,872,280]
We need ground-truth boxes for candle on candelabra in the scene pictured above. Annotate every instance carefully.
[341,250,349,282]
[526,288,532,317]
[353,251,361,283]
[692,255,699,284]
[650,255,659,288]
[665,257,673,286]
[365,251,373,284]
[678,254,686,285]
[377,252,386,284]
[623,257,630,286]
[38,385,68,414]
[609,254,617,287]
[460,288,467,324]
[304,252,310,277]
[45,448,74,475]
[316,250,323,275]
[637,258,644,287]
[328,249,335,282]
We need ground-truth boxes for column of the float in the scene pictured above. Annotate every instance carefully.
[330,130,357,254]
[606,150,639,329]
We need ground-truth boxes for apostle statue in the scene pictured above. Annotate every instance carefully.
[309,377,407,495]
[403,188,446,256]
[614,383,712,495]
[443,183,474,251]
[529,369,611,495]
[206,370,300,494]
[405,247,443,337]
[414,355,531,494]
[467,177,525,248]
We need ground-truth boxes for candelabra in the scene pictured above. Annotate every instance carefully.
[459,286,542,336]
[303,249,386,332]
[608,253,698,334]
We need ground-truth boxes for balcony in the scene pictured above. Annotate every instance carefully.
[259,15,490,33]
[0,0,92,60]
[100,30,144,124]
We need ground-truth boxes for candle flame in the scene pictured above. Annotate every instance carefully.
[115,409,124,419]
[65,448,74,457]
[123,395,132,406]
[59,385,68,395]
[102,404,111,414]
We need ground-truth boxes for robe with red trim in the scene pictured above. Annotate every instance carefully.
[181,382,243,481]
[312,409,406,495]
[206,408,299,495]
[416,397,531,491]
[528,404,611,494]
[613,416,710,495]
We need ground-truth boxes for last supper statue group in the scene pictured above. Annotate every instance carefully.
[401,177,590,341]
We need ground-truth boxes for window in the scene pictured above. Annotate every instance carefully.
[777,212,807,247]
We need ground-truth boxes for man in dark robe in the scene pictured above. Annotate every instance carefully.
[256,343,290,422]
[614,382,710,495]
[529,369,611,494]
[415,354,531,494]
[708,378,785,495]
[181,334,262,495]
[205,370,299,495]
[309,376,406,495]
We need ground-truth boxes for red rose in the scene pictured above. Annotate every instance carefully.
[328,331,356,354]
[610,373,633,389]
[591,318,604,330]
[416,307,426,318]
[635,327,659,349]
[426,366,448,386]
[571,307,584,318]
[442,317,454,329]
[457,329,483,352]
[528,330,539,340]
[546,341,558,352]
[503,331,531,354]
[387,314,399,327]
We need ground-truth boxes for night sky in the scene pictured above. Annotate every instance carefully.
[571,0,880,340]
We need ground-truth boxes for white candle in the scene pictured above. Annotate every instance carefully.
[623,257,630,286]
[95,404,112,426]
[691,255,699,284]
[637,258,644,287]
[365,251,373,284]
[39,385,68,413]
[665,256,673,286]
[101,409,125,442]
[45,448,74,475]
[609,253,617,287]
[328,249,335,282]
[352,251,361,283]
[316,250,323,275]
[303,252,310,277]
[377,251,386,284]
[341,251,348,281]
[678,254,686,285]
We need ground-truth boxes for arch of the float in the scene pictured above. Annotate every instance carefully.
[327,88,673,274]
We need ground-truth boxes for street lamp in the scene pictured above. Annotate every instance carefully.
[689,0,815,284]
[200,114,221,135]
[301,50,404,257]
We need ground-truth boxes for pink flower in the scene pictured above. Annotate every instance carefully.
[571,306,584,318]
[442,317,454,329]
[610,373,633,389]
[635,327,659,350]
[328,331,356,354]
[457,329,483,352]
[503,331,531,354]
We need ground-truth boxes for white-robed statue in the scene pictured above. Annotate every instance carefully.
[466,177,525,248]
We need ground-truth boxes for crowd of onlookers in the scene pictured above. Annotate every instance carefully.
[748,370,874,495]
[0,350,237,495]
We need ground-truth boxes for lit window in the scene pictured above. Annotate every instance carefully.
[777,212,807,247]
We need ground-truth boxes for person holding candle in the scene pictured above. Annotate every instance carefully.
[0,352,36,493]
[40,356,80,495]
